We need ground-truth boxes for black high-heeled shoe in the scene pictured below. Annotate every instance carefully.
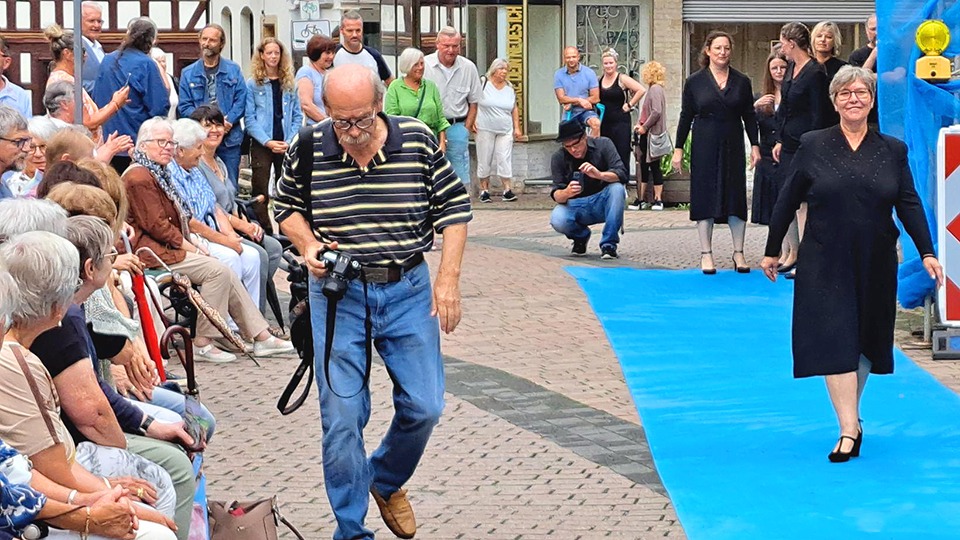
[828,432,862,463]
[732,250,750,273]
[700,251,717,275]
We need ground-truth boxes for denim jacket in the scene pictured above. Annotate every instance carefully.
[177,58,247,148]
[244,78,303,145]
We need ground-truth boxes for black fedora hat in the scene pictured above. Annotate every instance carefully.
[556,119,585,143]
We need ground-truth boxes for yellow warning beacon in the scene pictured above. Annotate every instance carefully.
[916,20,952,82]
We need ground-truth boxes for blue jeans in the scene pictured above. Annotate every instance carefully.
[216,145,241,190]
[308,262,444,540]
[445,121,471,185]
[550,182,626,248]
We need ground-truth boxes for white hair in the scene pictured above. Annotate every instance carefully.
[171,118,207,150]
[437,26,460,40]
[136,117,174,150]
[0,105,27,139]
[81,1,103,13]
[0,259,19,331]
[397,47,425,77]
[1,231,79,328]
[0,198,68,243]
[150,47,166,62]
[27,116,61,141]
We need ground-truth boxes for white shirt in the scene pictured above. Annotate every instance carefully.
[423,53,482,119]
[476,80,516,135]
[83,36,105,62]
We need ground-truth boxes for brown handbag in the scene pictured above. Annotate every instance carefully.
[207,497,305,540]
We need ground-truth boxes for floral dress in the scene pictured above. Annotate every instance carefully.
[0,438,46,536]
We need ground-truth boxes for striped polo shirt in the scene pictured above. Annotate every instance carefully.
[274,113,472,266]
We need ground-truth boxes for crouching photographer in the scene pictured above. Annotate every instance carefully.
[274,65,471,540]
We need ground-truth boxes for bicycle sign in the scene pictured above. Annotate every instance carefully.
[291,20,332,51]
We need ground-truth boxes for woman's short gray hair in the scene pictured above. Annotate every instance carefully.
[28,116,61,141]
[0,259,19,331]
[150,47,166,62]
[829,65,877,102]
[64,215,114,277]
[136,117,174,150]
[485,58,510,80]
[171,119,207,150]
[397,47,424,77]
[0,198,68,243]
[0,231,79,328]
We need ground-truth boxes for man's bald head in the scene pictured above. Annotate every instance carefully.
[322,63,385,112]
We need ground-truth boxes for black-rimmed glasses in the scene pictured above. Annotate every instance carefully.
[0,137,30,150]
[144,139,178,149]
[332,114,377,131]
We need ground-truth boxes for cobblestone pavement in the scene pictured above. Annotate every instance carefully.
[199,204,954,539]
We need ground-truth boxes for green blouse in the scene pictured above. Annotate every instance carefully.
[384,77,451,135]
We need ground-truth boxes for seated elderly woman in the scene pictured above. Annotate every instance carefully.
[1,116,65,197]
[168,118,262,308]
[188,105,283,318]
[0,263,173,540]
[0,230,177,537]
[29,212,196,540]
[123,117,293,363]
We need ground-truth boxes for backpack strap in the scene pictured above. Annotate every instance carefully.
[11,345,60,444]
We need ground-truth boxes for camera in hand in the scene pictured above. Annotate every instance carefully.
[572,171,584,185]
[321,249,361,300]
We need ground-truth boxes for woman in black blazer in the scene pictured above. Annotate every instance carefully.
[772,22,831,277]
[673,31,760,274]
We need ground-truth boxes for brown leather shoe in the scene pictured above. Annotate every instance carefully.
[370,486,416,539]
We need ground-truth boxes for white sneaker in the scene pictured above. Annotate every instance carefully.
[194,344,237,363]
[253,336,296,357]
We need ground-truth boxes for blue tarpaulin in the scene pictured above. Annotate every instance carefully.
[879,0,960,307]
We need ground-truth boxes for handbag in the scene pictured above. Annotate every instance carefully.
[647,130,673,159]
[208,497,305,540]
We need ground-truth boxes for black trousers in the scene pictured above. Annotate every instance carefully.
[249,141,284,235]
[636,134,664,187]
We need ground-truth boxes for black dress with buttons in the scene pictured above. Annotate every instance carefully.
[764,127,935,378]
[675,67,759,223]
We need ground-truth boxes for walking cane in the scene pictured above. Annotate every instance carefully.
[121,232,166,381]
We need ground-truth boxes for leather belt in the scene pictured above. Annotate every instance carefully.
[446,116,468,124]
[359,253,424,284]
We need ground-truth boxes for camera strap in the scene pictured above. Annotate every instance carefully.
[322,281,373,399]
[277,282,373,414]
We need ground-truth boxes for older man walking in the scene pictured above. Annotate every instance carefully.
[423,26,482,188]
[275,64,471,540]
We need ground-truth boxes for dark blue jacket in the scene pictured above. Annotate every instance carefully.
[178,58,247,149]
[92,48,170,151]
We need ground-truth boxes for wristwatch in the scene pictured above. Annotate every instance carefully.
[139,415,155,435]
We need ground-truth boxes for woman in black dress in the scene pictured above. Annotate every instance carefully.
[751,49,787,227]
[761,66,943,463]
[773,22,831,277]
[673,31,760,274]
[598,49,645,175]
[812,20,848,126]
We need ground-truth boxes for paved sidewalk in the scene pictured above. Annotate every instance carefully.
[199,206,951,539]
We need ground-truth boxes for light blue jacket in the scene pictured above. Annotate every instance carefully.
[244,78,303,145]
[178,58,247,148]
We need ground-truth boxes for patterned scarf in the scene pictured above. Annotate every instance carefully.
[132,148,193,239]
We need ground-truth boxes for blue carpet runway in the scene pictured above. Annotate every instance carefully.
[570,268,960,539]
